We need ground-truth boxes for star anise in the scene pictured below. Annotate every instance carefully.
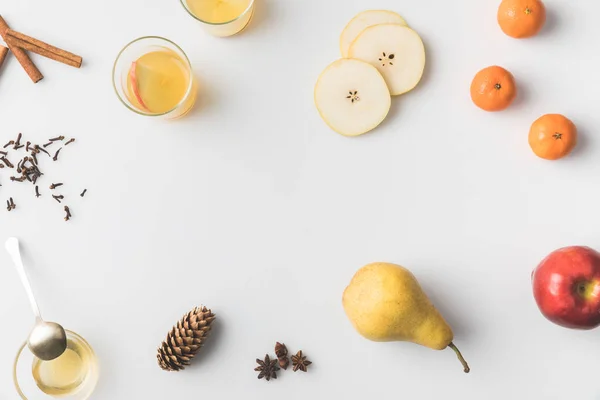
[275,342,289,370]
[291,350,312,372]
[255,354,279,381]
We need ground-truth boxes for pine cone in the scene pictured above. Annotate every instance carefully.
[157,306,216,371]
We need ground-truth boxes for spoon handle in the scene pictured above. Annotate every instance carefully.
[5,238,42,319]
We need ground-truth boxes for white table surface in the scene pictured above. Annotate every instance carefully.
[1,0,600,398]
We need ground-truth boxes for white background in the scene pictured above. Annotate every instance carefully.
[1,0,600,399]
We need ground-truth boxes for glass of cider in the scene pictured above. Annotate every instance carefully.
[112,36,197,119]
[181,0,255,37]
[13,330,99,399]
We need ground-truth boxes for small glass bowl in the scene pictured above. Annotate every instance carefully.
[112,36,197,119]
[13,330,99,400]
[180,0,255,37]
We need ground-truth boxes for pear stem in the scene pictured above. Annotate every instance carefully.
[448,342,470,373]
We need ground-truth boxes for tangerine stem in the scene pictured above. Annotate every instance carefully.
[448,342,470,373]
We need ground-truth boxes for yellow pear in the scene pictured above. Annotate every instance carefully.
[342,262,470,373]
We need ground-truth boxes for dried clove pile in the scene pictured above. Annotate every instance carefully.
[0,132,86,221]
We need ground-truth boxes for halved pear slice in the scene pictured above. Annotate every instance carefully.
[315,59,391,137]
[340,10,407,58]
[349,24,425,96]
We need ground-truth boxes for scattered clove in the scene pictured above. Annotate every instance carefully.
[1,157,14,168]
[1,132,87,221]
[64,206,71,221]
[13,133,22,149]
[36,145,50,156]
[52,148,62,161]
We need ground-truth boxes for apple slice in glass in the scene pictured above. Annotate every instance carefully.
[128,61,149,112]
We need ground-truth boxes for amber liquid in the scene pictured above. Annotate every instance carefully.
[185,0,254,37]
[32,338,93,396]
[125,48,196,118]
[186,0,252,23]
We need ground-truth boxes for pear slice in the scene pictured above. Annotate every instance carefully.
[340,10,407,58]
[314,58,391,137]
[349,24,425,96]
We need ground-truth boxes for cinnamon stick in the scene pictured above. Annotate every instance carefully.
[5,29,82,68]
[0,46,8,70]
[0,16,43,83]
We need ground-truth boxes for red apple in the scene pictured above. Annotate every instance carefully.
[532,246,600,329]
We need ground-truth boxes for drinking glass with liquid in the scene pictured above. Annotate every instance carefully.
[113,37,197,119]
[181,0,255,37]
[14,330,99,399]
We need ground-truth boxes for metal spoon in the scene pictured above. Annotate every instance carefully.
[5,237,67,361]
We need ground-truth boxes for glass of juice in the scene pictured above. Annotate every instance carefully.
[181,0,255,37]
[112,36,197,119]
[13,330,99,399]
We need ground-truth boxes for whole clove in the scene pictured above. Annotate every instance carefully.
[52,148,62,161]
[36,145,50,156]
[0,151,6,156]
[43,142,53,148]
[1,157,14,168]
[52,194,64,203]
[80,189,87,197]
[13,133,22,149]
[65,138,75,146]
[26,141,31,152]
[49,183,63,189]
[48,136,65,142]
[9,197,15,210]
[35,185,40,198]
[3,140,14,149]
[64,206,71,221]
